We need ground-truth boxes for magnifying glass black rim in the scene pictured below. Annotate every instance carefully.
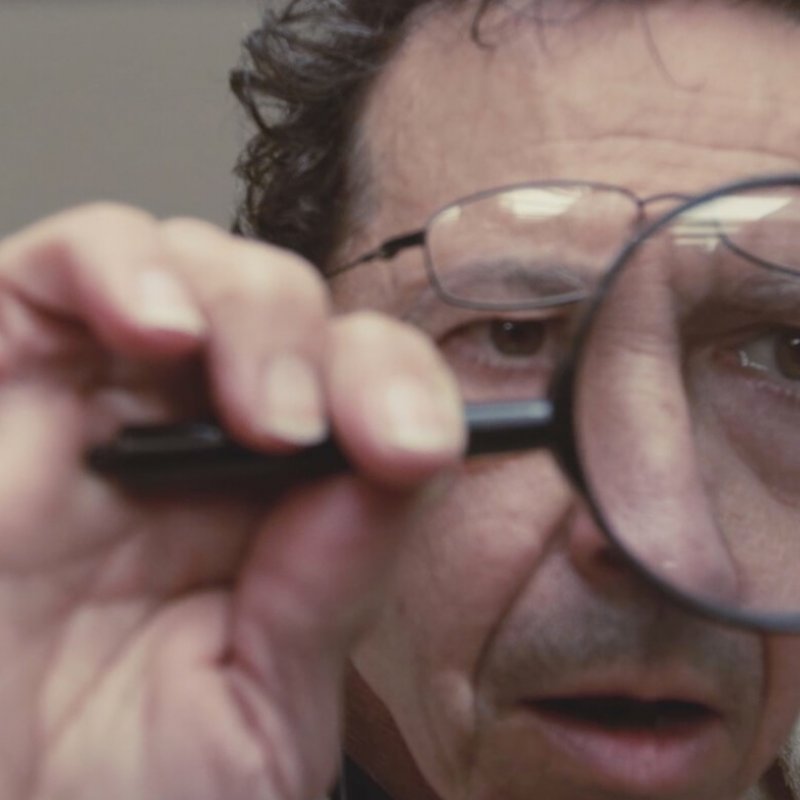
[552,171,800,634]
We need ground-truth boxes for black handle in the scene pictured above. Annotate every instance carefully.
[87,400,554,491]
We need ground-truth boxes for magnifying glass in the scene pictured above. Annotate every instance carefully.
[88,174,800,633]
[565,173,800,633]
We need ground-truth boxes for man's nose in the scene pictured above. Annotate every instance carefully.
[573,387,741,610]
[565,495,740,610]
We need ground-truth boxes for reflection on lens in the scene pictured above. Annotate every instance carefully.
[573,178,800,629]
[425,182,639,309]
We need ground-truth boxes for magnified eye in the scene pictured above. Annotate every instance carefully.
[738,327,800,382]
[776,330,800,379]
[489,319,547,356]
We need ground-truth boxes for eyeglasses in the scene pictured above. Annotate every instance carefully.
[331,180,689,310]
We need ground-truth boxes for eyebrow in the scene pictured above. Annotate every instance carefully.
[399,256,596,319]
[439,256,594,291]
[725,271,800,315]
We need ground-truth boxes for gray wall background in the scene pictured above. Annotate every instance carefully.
[0,1,264,237]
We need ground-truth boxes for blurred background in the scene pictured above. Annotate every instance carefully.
[0,0,263,236]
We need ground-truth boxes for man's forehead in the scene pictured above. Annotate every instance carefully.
[356,0,800,237]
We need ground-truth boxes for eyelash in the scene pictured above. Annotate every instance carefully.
[440,317,552,364]
[431,315,568,403]
[731,326,800,397]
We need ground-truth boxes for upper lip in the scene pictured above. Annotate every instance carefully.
[518,666,723,715]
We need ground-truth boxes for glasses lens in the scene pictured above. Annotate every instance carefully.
[573,180,800,627]
[425,184,641,309]
[393,183,644,405]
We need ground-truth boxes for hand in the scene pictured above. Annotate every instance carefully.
[0,204,464,800]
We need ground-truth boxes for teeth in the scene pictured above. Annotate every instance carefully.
[534,696,711,730]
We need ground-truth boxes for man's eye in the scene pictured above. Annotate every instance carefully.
[437,316,555,370]
[435,317,556,402]
[738,328,800,383]
[440,318,550,363]
[488,320,547,356]
[776,330,800,380]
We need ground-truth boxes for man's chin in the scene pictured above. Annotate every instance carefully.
[467,708,743,800]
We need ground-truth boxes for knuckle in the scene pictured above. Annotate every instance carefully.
[158,217,234,271]
[66,201,156,230]
[255,247,329,309]
[5,203,158,277]
[159,216,226,249]
[333,312,442,374]
[160,222,329,314]
[225,243,330,316]
[337,310,431,353]
[59,203,158,254]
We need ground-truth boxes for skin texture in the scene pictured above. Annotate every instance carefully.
[0,2,798,800]
[332,2,800,799]
[0,207,464,800]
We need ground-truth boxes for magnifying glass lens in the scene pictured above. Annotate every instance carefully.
[574,180,800,629]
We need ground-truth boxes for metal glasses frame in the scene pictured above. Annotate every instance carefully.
[556,172,800,634]
[330,179,689,311]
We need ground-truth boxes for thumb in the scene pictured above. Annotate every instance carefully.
[227,477,417,799]
[234,477,413,658]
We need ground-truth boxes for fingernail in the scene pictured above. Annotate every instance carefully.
[259,355,327,444]
[376,377,463,455]
[134,269,206,335]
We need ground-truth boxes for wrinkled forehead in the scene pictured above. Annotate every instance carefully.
[355,0,800,240]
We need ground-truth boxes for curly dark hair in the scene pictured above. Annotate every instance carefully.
[230,0,800,271]
[229,0,494,270]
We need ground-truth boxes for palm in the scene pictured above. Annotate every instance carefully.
[0,204,462,800]
[0,359,334,800]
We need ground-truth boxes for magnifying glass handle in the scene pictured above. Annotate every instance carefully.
[86,400,554,492]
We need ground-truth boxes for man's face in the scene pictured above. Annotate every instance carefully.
[331,2,800,798]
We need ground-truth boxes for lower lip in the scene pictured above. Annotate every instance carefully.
[518,700,725,795]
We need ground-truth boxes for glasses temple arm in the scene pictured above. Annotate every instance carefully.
[331,230,426,275]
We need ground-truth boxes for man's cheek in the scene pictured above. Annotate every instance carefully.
[390,459,572,661]
[740,637,800,785]
[352,457,575,716]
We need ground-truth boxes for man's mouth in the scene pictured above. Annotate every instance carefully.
[518,692,725,795]
[531,695,716,733]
